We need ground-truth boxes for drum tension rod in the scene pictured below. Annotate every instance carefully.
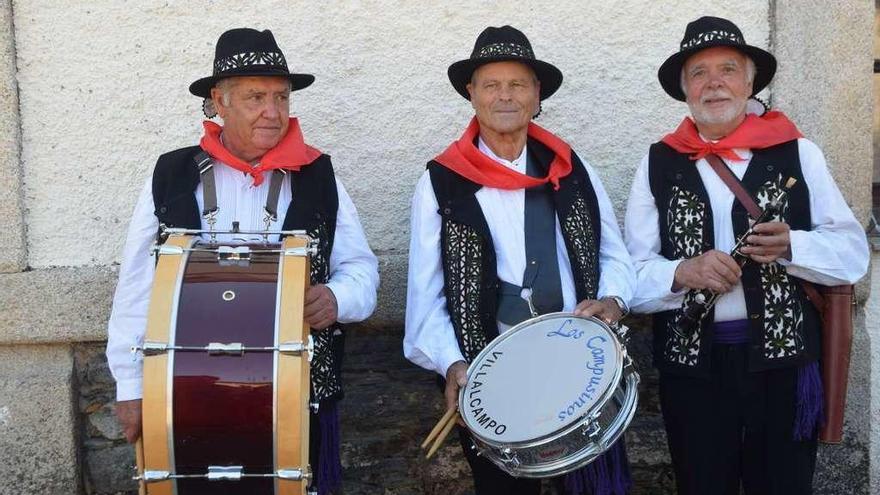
[132,336,314,361]
[135,466,312,483]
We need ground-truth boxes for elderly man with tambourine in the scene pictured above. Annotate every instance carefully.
[405,25,637,495]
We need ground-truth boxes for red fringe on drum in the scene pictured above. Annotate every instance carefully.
[562,439,631,495]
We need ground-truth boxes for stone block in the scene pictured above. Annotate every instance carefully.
[0,344,78,494]
[0,266,116,344]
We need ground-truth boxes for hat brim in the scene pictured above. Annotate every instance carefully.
[658,42,776,101]
[448,57,563,101]
[189,71,315,98]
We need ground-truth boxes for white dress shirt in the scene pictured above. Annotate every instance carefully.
[106,158,379,401]
[404,139,637,377]
[625,137,869,319]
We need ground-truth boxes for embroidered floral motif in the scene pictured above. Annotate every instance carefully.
[755,177,804,359]
[561,192,599,300]
[441,219,489,362]
[680,30,743,50]
[307,221,342,402]
[476,42,534,59]
[665,185,706,366]
[214,51,287,73]
[667,186,705,259]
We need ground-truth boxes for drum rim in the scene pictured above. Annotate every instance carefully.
[458,312,625,449]
[495,368,641,478]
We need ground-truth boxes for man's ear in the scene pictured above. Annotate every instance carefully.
[209,87,226,118]
[466,83,476,107]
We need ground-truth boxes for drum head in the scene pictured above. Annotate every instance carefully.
[459,313,622,445]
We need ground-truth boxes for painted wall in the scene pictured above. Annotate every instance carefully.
[14,1,767,322]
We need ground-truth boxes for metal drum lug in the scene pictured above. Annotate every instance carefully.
[207,465,243,481]
[498,447,521,467]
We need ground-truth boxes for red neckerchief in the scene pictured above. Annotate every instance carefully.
[434,117,573,190]
[199,117,322,186]
[661,111,803,161]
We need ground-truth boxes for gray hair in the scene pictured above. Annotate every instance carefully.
[215,78,239,106]
[680,55,756,98]
[203,77,293,118]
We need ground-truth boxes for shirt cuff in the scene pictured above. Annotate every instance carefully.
[657,259,686,296]
[437,346,466,379]
[324,280,363,324]
[776,229,804,268]
[115,377,143,402]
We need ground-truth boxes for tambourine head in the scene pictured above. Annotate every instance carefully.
[459,314,623,444]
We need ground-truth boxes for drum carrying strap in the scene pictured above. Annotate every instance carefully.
[194,151,287,232]
[496,150,563,326]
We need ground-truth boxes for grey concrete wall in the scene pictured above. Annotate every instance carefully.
[0,0,25,273]
[772,2,875,492]
[867,248,880,494]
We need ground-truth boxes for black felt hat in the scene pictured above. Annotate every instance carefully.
[658,16,776,102]
[189,28,314,99]
[448,25,563,101]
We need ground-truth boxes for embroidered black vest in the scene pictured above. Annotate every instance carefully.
[647,140,822,376]
[429,139,602,363]
[151,145,345,403]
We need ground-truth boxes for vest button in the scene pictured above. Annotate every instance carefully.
[766,165,774,172]
[159,206,167,213]
[750,313,761,320]
[443,207,452,215]
[675,173,683,181]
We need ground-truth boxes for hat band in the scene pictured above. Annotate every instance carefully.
[214,50,288,74]
[680,29,744,50]
[476,42,534,59]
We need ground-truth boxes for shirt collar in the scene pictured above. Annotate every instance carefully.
[697,132,753,162]
[477,137,528,172]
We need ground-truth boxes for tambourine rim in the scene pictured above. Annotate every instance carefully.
[458,312,625,449]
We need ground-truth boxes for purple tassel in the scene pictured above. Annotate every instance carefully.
[563,439,631,495]
[315,401,342,495]
[793,361,825,441]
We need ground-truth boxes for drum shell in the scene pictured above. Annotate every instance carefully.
[459,314,640,478]
[140,237,314,495]
[172,247,279,493]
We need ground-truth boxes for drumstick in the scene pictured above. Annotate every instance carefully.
[425,413,459,459]
[421,406,457,449]
[135,438,146,495]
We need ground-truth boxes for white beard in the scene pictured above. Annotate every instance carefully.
[688,96,748,128]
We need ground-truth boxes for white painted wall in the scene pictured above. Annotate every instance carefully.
[12,0,768,269]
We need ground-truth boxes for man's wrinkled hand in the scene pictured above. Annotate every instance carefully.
[115,399,142,444]
[304,284,338,330]
[444,361,468,425]
[573,298,623,324]
[739,221,791,264]
[673,249,742,293]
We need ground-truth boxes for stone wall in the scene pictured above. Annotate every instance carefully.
[72,321,678,495]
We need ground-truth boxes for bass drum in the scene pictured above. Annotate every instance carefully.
[138,235,314,495]
[458,313,639,478]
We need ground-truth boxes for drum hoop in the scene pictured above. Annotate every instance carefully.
[502,369,641,478]
[459,312,625,449]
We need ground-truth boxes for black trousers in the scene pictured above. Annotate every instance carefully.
[459,426,577,495]
[659,344,818,495]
